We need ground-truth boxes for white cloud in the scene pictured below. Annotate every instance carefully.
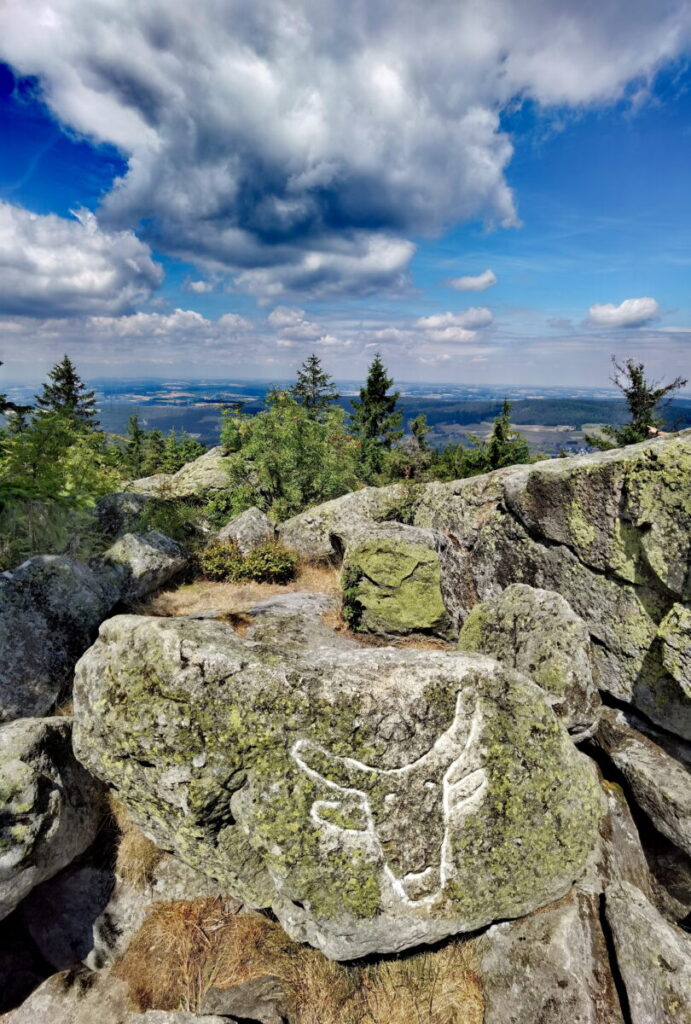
[416,308,493,330]
[0,202,162,316]
[588,296,660,327]
[448,269,497,292]
[185,279,214,293]
[2,1,689,296]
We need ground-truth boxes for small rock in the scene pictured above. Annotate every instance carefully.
[200,974,292,1023]
[594,708,691,857]
[605,881,691,1024]
[216,507,275,554]
[458,584,601,739]
[103,531,189,602]
[0,718,104,921]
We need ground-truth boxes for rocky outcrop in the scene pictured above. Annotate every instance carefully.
[594,707,691,857]
[216,506,275,553]
[245,592,358,651]
[0,718,104,921]
[73,614,601,960]
[94,493,153,539]
[128,447,230,499]
[103,531,189,603]
[458,584,601,739]
[605,881,691,1024]
[0,556,120,721]
[475,890,624,1023]
[280,431,691,740]
[200,975,292,1023]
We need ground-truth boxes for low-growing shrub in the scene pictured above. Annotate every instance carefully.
[198,540,297,584]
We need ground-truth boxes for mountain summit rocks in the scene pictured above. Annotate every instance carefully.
[73,614,601,960]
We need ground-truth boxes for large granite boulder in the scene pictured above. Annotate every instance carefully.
[458,584,601,740]
[216,507,275,554]
[103,531,189,603]
[0,718,104,920]
[128,447,230,500]
[605,881,691,1024]
[94,492,153,539]
[0,555,120,722]
[280,431,691,740]
[73,614,601,960]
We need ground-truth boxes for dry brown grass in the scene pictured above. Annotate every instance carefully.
[139,562,341,619]
[109,795,165,889]
[113,897,484,1023]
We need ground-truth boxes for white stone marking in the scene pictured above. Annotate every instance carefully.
[291,690,487,907]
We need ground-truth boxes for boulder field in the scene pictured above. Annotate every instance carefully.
[0,431,689,1022]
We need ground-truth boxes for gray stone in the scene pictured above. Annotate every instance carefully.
[3,970,134,1024]
[200,974,292,1023]
[594,707,691,857]
[19,862,114,970]
[458,584,601,739]
[128,447,230,500]
[73,614,601,960]
[0,555,120,722]
[245,591,358,650]
[0,718,104,921]
[475,890,624,1023]
[103,531,189,602]
[87,854,230,971]
[216,507,275,554]
[94,493,152,539]
[605,881,691,1024]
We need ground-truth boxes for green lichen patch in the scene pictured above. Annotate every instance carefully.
[342,539,452,637]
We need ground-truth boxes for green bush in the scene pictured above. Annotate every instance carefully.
[239,542,297,584]
[197,540,244,581]
[138,497,202,547]
[198,540,297,584]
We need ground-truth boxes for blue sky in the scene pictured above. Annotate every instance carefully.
[0,1,690,388]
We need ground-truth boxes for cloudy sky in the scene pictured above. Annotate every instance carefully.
[1,0,691,387]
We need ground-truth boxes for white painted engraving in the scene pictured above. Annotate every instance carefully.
[291,690,487,906]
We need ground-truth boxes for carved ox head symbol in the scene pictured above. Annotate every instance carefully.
[291,691,487,906]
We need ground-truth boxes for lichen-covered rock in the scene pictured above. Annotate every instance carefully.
[0,555,120,722]
[605,881,691,1024]
[128,446,230,500]
[216,506,275,554]
[280,430,691,740]
[594,708,691,858]
[73,615,601,960]
[342,527,454,637]
[474,890,624,1023]
[458,584,601,739]
[103,531,189,603]
[0,718,104,921]
[245,592,358,651]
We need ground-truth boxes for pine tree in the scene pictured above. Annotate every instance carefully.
[290,354,339,419]
[143,428,165,475]
[349,354,402,480]
[586,357,687,450]
[35,355,99,429]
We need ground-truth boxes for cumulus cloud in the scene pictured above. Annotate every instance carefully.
[448,269,497,292]
[0,202,162,316]
[588,296,660,327]
[416,308,493,330]
[2,1,689,296]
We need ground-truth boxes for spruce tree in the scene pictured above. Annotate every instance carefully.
[586,357,687,449]
[485,400,531,469]
[350,354,402,480]
[290,354,339,419]
[126,414,146,477]
[35,355,99,429]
